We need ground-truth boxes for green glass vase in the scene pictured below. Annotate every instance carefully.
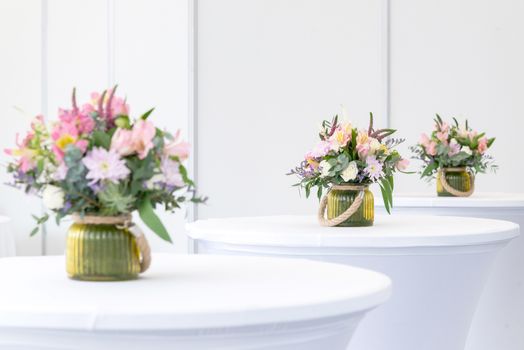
[327,186,374,227]
[436,168,474,197]
[66,221,141,281]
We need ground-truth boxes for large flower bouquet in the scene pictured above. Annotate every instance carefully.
[289,113,409,213]
[410,114,496,178]
[5,87,204,242]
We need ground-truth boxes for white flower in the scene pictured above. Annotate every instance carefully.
[341,161,358,182]
[319,160,331,178]
[42,185,65,210]
[463,147,473,155]
[369,138,381,155]
[145,174,166,190]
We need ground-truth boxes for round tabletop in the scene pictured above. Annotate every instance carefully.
[186,215,520,248]
[376,192,524,208]
[0,254,391,331]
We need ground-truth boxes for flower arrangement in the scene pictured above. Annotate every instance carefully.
[5,87,205,242]
[410,114,496,178]
[288,113,409,213]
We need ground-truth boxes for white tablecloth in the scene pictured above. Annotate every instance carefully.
[0,253,390,350]
[375,192,524,350]
[187,215,519,350]
[0,216,14,257]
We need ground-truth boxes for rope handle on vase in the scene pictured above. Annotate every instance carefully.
[72,214,152,273]
[317,184,366,227]
[438,167,475,197]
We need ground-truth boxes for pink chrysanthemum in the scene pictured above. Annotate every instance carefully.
[82,147,130,184]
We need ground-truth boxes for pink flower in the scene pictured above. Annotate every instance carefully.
[307,141,331,159]
[131,120,156,159]
[57,108,95,135]
[396,158,409,171]
[438,122,450,133]
[477,137,488,154]
[329,125,351,151]
[50,121,87,162]
[356,131,371,159]
[164,130,190,161]
[356,142,370,159]
[5,132,38,172]
[82,147,130,184]
[420,133,437,156]
[419,133,430,147]
[436,131,449,143]
[161,157,184,187]
[425,141,437,156]
[448,139,461,156]
[110,128,135,156]
[30,115,46,132]
[91,89,129,119]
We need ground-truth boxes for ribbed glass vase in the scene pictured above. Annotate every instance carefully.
[66,222,141,281]
[327,186,374,227]
[436,168,474,197]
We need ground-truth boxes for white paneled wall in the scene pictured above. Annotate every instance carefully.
[2,1,523,258]
[0,0,190,255]
[0,0,43,256]
[197,0,524,220]
[197,0,384,219]
[391,0,524,194]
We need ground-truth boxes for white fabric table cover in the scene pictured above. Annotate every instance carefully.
[375,192,524,350]
[0,253,391,350]
[0,216,15,257]
[187,215,519,350]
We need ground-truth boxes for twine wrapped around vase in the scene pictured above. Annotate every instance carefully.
[318,184,367,227]
[72,214,151,273]
[438,167,475,197]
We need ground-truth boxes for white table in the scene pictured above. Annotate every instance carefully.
[0,216,15,257]
[377,193,524,350]
[0,253,391,350]
[187,215,520,350]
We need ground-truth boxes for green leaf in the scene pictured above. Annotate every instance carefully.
[138,198,172,243]
[37,158,44,174]
[421,162,438,178]
[92,130,111,149]
[179,164,195,186]
[317,185,323,201]
[140,107,155,120]
[379,183,391,214]
[382,178,393,209]
[487,137,495,148]
[30,227,39,236]
[351,128,357,158]
[450,151,471,163]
